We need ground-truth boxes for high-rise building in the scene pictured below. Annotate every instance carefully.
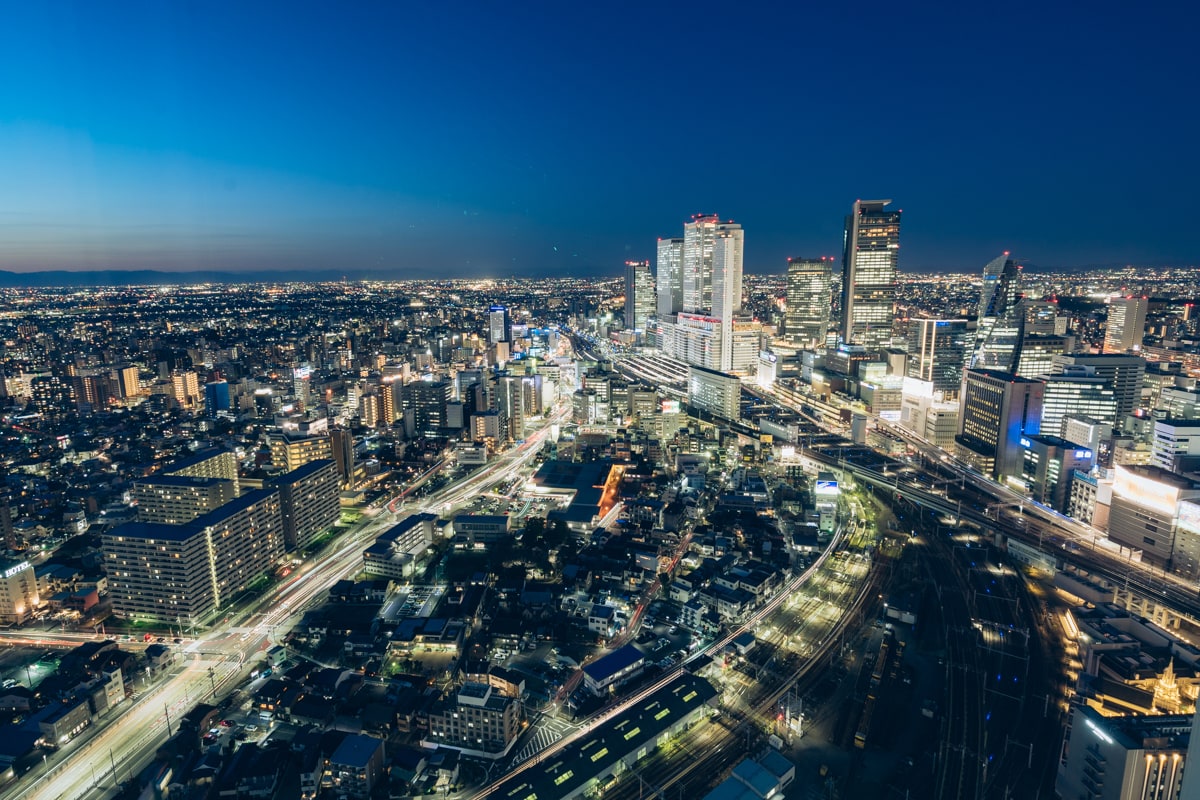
[956,369,1044,479]
[1107,465,1200,570]
[398,377,453,438]
[713,227,744,372]
[1051,354,1146,424]
[1040,374,1119,437]
[784,257,833,350]
[971,254,1024,371]
[133,476,238,525]
[269,432,334,472]
[1015,334,1074,378]
[624,260,655,332]
[172,370,201,410]
[688,365,740,421]
[104,489,285,621]
[488,305,511,345]
[682,214,721,313]
[164,448,239,489]
[1019,435,1094,513]
[1152,419,1200,473]
[840,199,900,351]
[656,238,684,318]
[204,380,231,418]
[1056,706,1193,800]
[292,365,312,412]
[270,459,341,551]
[1104,296,1150,354]
[330,427,355,489]
[0,560,39,625]
[906,319,970,399]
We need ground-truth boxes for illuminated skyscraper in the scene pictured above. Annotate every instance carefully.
[971,254,1024,372]
[682,214,720,313]
[656,237,684,317]
[784,257,833,349]
[488,305,510,345]
[840,199,900,350]
[1103,296,1149,354]
[623,260,655,332]
[906,318,970,399]
[711,228,744,322]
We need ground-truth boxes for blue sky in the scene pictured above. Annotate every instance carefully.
[0,1,1196,276]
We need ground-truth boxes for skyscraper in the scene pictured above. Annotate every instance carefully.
[712,227,744,372]
[656,237,684,317]
[840,199,901,350]
[906,318,971,399]
[1103,296,1149,354]
[956,369,1044,479]
[682,214,720,313]
[488,305,511,345]
[623,260,655,332]
[784,257,833,350]
[971,254,1024,372]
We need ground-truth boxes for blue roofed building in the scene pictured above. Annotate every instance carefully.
[582,643,645,696]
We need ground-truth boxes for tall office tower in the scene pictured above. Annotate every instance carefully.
[971,254,1024,371]
[330,427,355,489]
[840,199,901,351]
[682,214,721,313]
[292,364,312,412]
[1050,353,1146,424]
[906,319,971,399]
[784,257,833,350]
[398,377,453,438]
[656,238,684,317]
[204,380,230,418]
[624,260,655,332]
[1040,374,1119,437]
[488,305,511,345]
[1104,296,1149,354]
[1023,300,1068,336]
[956,369,1044,479]
[712,227,745,372]
[1015,334,1074,378]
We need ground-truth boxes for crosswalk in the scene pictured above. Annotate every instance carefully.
[509,715,579,767]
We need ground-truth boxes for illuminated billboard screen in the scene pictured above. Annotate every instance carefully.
[1113,465,1179,517]
[815,479,840,496]
[661,400,681,414]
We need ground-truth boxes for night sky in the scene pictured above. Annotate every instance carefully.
[1,1,1197,277]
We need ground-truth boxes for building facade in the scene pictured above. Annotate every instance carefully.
[784,257,833,350]
[840,199,900,351]
[270,459,341,551]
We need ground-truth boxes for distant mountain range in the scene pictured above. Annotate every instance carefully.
[0,262,1177,288]
[0,267,450,288]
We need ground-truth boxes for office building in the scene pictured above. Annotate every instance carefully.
[292,364,312,412]
[1057,706,1191,800]
[270,459,340,551]
[956,369,1044,479]
[398,377,453,438]
[1104,296,1149,354]
[1040,374,1119,438]
[487,305,510,345]
[1107,465,1200,570]
[840,199,900,351]
[1015,333,1074,379]
[1152,419,1200,473]
[971,253,1024,372]
[1051,354,1146,424]
[0,560,39,625]
[906,319,970,399]
[330,427,355,489]
[1023,300,1068,336]
[688,365,740,421]
[104,489,285,621]
[268,432,333,472]
[204,380,230,417]
[682,214,721,313]
[656,237,684,318]
[1019,435,1094,513]
[784,257,833,350]
[133,475,238,525]
[624,259,655,332]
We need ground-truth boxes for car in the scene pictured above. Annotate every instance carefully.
[174,638,183,644]
[245,724,259,732]
[220,719,235,727]
[669,625,679,635]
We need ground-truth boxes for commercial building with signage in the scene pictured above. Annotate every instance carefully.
[1107,465,1200,573]
[1019,435,1095,513]
[0,560,39,624]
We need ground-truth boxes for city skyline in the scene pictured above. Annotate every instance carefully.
[2,2,1199,277]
